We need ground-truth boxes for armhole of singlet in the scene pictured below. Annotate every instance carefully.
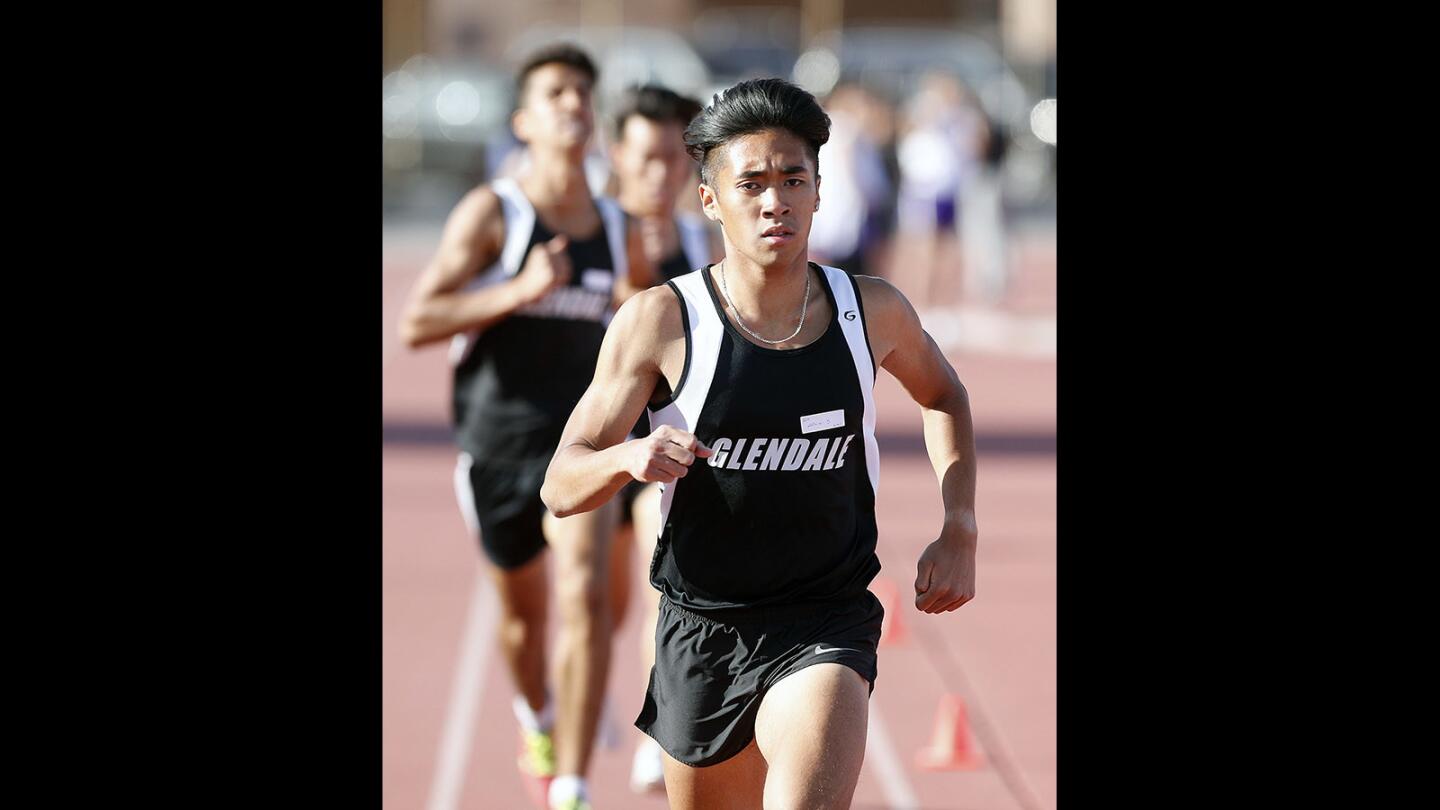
[492,178,535,277]
[847,272,878,382]
[647,279,691,411]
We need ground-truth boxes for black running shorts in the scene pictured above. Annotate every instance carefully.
[635,591,884,767]
[454,451,549,569]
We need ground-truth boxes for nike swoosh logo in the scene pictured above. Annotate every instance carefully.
[814,645,859,655]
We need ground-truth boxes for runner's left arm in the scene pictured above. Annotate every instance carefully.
[857,275,978,614]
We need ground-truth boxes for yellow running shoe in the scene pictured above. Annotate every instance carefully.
[517,729,556,807]
[550,798,592,810]
[519,728,556,775]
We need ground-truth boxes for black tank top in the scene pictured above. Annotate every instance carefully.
[645,264,882,611]
[451,182,624,462]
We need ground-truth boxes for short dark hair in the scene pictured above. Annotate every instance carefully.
[515,43,598,102]
[613,84,703,141]
[683,78,831,186]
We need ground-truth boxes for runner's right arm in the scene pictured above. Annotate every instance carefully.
[541,286,711,517]
[398,186,570,349]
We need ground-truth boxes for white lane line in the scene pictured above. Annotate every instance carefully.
[866,698,922,810]
[424,570,497,810]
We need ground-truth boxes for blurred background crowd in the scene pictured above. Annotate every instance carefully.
[382,0,1055,314]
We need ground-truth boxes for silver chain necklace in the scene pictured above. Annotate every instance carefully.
[718,262,811,345]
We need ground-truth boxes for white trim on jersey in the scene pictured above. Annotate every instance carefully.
[450,178,533,367]
[647,268,725,537]
[453,451,480,536]
[449,179,628,366]
[494,177,537,279]
[820,264,880,501]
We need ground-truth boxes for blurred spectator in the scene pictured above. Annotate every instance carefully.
[809,83,891,278]
[894,72,985,305]
[897,72,983,232]
[851,85,901,269]
[959,111,1010,305]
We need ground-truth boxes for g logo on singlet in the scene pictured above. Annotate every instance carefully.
[843,310,856,321]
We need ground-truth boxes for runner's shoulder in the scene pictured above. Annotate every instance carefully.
[446,184,506,240]
[851,274,913,320]
[612,283,685,344]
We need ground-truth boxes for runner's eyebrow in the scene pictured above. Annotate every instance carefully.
[736,166,809,179]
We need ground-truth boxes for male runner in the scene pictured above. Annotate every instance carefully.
[541,78,978,809]
[398,43,650,810]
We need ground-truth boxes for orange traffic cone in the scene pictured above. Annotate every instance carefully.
[915,693,984,770]
[869,578,909,646]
